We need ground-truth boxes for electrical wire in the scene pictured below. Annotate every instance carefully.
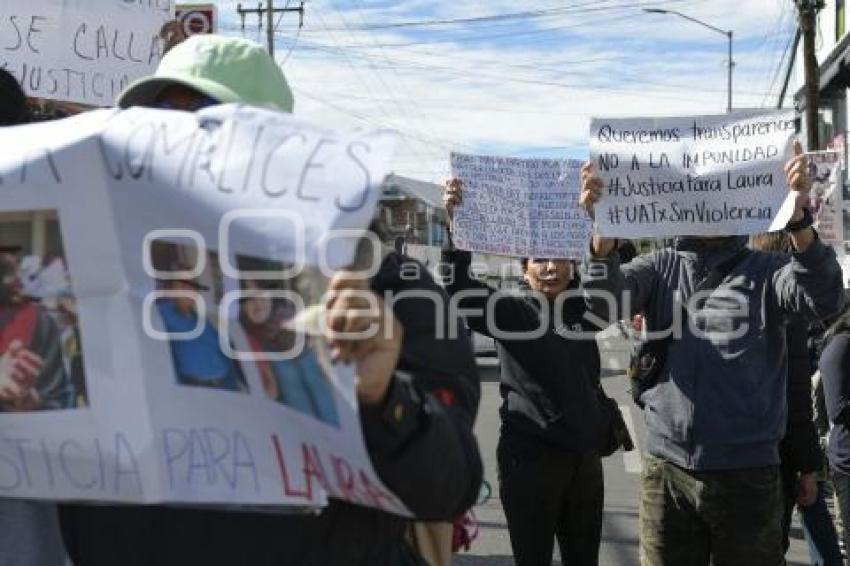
[306,5,442,168]
[347,0,453,166]
[302,0,700,32]
[284,0,712,50]
[283,36,774,101]
[227,0,793,179]
[761,30,797,107]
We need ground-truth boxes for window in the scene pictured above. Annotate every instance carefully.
[0,220,33,252]
[0,210,61,257]
[44,218,64,258]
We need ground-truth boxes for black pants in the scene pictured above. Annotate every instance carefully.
[497,432,604,566]
[59,501,407,566]
[780,462,797,554]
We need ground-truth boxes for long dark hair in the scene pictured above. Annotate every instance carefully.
[0,69,30,126]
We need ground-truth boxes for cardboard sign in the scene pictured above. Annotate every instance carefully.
[450,152,591,259]
[0,105,407,514]
[590,111,797,237]
[0,1,171,106]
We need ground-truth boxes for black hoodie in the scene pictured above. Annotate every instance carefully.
[59,253,482,566]
[442,248,603,453]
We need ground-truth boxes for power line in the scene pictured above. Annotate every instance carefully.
[752,1,794,106]
[224,0,710,52]
[285,37,774,101]
[777,28,802,109]
[278,24,303,64]
[236,1,304,54]
[225,1,792,176]
[348,0,448,167]
[276,0,303,64]
[292,88,474,152]
[301,0,700,32]
[335,1,447,165]
[306,6,443,168]
[761,28,797,107]
[305,4,710,53]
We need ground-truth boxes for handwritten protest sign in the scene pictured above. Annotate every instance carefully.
[589,111,797,237]
[450,153,591,259]
[0,105,407,514]
[0,1,170,106]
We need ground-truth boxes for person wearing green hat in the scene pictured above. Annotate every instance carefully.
[117,34,294,113]
[59,35,482,566]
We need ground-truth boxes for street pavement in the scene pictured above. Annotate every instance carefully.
[456,327,813,565]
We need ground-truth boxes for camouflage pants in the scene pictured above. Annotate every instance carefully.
[640,454,784,566]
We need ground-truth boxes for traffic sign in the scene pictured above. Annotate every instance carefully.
[175,4,217,36]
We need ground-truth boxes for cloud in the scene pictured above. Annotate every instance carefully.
[217,0,795,182]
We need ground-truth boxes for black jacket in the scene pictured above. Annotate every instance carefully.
[60,253,482,566]
[442,248,603,453]
[780,320,823,476]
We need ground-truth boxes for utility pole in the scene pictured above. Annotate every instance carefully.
[777,28,802,109]
[236,2,305,55]
[267,1,274,57]
[796,0,824,150]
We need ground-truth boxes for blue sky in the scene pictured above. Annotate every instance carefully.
[215,0,796,182]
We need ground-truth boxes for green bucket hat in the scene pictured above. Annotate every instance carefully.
[117,35,294,113]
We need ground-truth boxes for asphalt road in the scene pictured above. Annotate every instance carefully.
[456,329,813,565]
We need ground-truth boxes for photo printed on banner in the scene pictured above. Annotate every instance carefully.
[0,209,88,412]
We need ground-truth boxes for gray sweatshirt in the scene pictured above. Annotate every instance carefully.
[582,236,844,471]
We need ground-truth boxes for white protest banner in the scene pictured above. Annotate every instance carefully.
[0,1,171,106]
[0,105,408,514]
[450,153,591,259]
[589,111,797,237]
[810,150,844,252]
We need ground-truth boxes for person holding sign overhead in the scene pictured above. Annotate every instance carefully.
[580,141,844,566]
[442,178,632,566]
[58,35,482,566]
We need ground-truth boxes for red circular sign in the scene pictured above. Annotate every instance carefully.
[178,9,214,35]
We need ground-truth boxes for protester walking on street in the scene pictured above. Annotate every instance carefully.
[580,142,844,566]
[441,178,630,566]
[58,35,483,566]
